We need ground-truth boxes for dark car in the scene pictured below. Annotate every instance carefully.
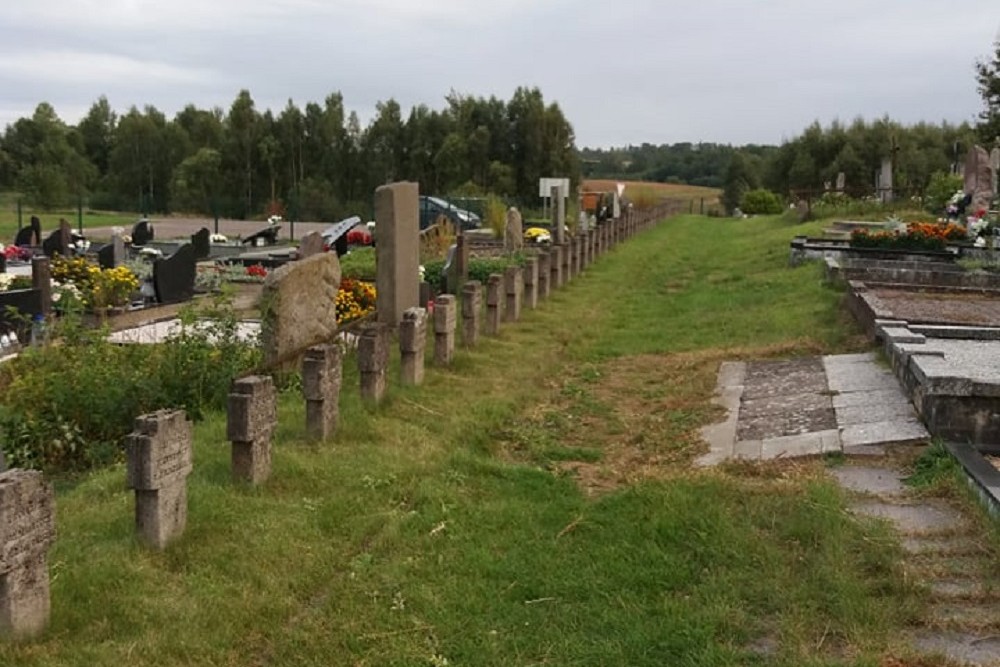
[419,196,481,231]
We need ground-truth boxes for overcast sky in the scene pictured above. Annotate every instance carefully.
[0,0,998,148]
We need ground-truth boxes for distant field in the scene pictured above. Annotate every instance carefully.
[583,179,721,205]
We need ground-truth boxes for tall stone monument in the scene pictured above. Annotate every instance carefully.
[375,182,420,327]
[965,145,994,213]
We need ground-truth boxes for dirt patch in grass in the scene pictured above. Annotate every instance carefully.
[500,342,844,495]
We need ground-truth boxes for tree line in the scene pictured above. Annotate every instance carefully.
[0,87,581,221]
[584,39,1000,213]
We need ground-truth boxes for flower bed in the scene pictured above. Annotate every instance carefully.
[336,278,376,324]
[850,222,966,252]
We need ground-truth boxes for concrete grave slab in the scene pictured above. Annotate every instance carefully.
[840,418,929,448]
[830,466,907,496]
[850,501,964,535]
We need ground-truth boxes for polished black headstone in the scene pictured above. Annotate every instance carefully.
[132,219,154,246]
[0,287,43,341]
[191,227,211,260]
[41,220,72,258]
[242,225,281,247]
[15,216,42,246]
[152,243,196,304]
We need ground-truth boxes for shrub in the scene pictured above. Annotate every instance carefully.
[340,247,376,281]
[484,195,507,239]
[924,171,964,216]
[0,296,261,472]
[467,254,526,283]
[740,189,783,215]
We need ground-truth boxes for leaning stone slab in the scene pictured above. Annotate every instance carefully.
[125,410,193,549]
[399,307,428,385]
[227,375,277,484]
[261,253,341,369]
[358,323,390,403]
[434,295,457,365]
[0,469,55,639]
[303,344,343,439]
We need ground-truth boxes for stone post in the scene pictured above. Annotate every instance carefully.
[503,266,522,322]
[461,281,482,347]
[125,410,193,550]
[31,257,51,318]
[227,375,277,484]
[588,229,596,265]
[433,295,456,365]
[358,323,390,403]
[577,235,586,272]
[561,241,571,283]
[446,234,470,294]
[551,185,565,245]
[550,245,563,289]
[375,182,420,327]
[0,470,55,639]
[486,274,502,336]
[399,307,427,385]
[536,252,550,300]
[523,257,539,309]
[302,344,343,439]
[567,237,577,279]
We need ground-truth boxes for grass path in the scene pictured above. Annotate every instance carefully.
[2,215,937,666]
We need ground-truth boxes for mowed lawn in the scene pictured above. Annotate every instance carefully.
[583,179,721,206]
[2,214,927,667]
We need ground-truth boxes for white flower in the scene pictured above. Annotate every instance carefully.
[0,274,14,291]
[210,233,228,243]
[419,265,426,282]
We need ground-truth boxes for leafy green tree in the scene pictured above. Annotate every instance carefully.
[171,147,222,213]
[975,39,1000,144]
[76,96,117,177]
[5,103,95,208]
[721,152,757,213]
[224,90,260,218]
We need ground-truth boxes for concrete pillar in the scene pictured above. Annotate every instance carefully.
[227,375,277,484]
[0,470,55,639]
[31,257,51,318]
[358,323,389,404]
[551,185,565,245]
[523,257,539,309]
[536,252,550,300]
[399,307,427,385]
[125,410,193,549]
[433,295,456,365]
[461,281,482,347]
[303,344,342,440]
[503,266,522,322]
[375,182,420,327]
[550,245,563,289]
[485,274,502,336]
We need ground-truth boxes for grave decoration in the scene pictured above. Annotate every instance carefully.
[849,221,966,252]
[335,278,377,325]
[50,256,140,312]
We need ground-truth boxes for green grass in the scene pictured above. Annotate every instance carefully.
[0,192,135,242]
[0,215,925,666]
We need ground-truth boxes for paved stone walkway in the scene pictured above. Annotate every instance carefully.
[833,463,1000,665]
[698,352,929,466]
